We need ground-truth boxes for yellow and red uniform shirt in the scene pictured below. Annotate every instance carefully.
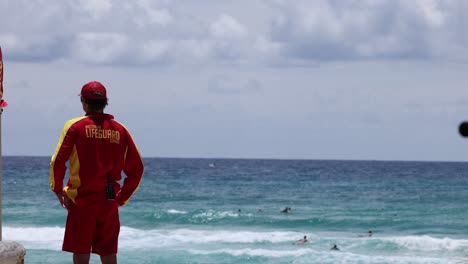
[50,113,144,206]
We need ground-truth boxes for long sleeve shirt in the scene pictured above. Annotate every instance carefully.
[50,113,144,206]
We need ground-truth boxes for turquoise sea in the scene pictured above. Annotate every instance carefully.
[3,156,468,263]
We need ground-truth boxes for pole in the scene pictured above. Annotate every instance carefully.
[0,45,3,242]
[0,108,2,241]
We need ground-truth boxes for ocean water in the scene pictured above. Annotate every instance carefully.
[3,157,468,264]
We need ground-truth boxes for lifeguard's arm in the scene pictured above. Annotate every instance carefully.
[50,121,76,194]
[55,190,71,210]
[116,129,144,206]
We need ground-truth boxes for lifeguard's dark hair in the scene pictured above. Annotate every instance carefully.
[81,96,108,112]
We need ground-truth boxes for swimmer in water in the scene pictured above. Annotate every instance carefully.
[293,235,308,245]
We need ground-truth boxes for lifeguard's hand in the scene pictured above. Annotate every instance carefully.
[56,191,71,210]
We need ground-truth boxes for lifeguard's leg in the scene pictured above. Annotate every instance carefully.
[73,253,90,264]
[100,253,117,264]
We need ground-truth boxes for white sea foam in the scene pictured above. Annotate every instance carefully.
[6,225,468,262]
[190,248,315,258]
[189,248,453,263]
[6,226,299,248]
[8,226,468,248]
[306,250,456,264]
[4,226,64,241]
[382,235,468,251]
[4,226,64,250]
[192,210,240,221]
[167,209,188,214]
[118,227,302,248]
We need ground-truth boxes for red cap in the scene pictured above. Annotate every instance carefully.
[80,81,107,100]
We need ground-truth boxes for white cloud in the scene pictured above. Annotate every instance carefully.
[1,0,468,65]
[140,40,172,63]
[268,0,468,62]
[133,0,173,28]
[77,0,112,19]
[0,33,68,61]
[420,1,445,27]
[176,39,213,62]
[0,34,21,52]
[210,15,248,40]
[254,36,278,53]
[71,33,128,64]
[207,15,251,61]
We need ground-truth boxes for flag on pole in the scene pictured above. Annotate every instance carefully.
[0,46,7,108]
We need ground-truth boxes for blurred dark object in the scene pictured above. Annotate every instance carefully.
[459,122,468,137]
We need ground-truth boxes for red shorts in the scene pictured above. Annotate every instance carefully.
[63,199,120,255]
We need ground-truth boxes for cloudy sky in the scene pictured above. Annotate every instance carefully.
[1,0,468,161]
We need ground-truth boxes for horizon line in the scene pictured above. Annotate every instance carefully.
[2,155,467,164]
